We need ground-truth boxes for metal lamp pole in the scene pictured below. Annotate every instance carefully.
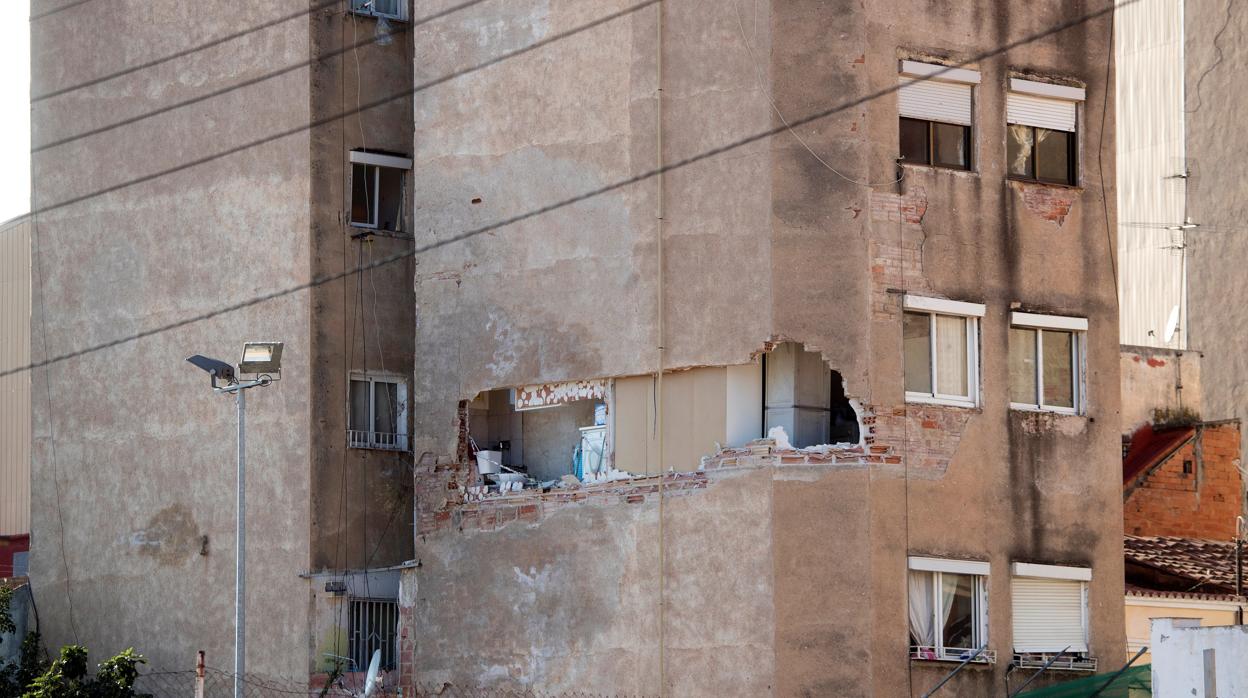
[186,343,282,698]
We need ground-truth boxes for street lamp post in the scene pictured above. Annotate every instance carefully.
[186,342,284,698]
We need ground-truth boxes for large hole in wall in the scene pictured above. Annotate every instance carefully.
[460,343,861,495]
[465,389,608,486]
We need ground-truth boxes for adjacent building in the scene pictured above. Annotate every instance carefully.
[400,1,1122,695]
[0,214,30,581]
[29,1,416,684]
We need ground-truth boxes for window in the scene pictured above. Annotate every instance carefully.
[350,0,409,22]
[1006,79,1085,186]
[908,557,991,663]
[348,598,399,671]
[1011,563,1092,667]
[897,61,979,171]
[903,296,984,407]
[1008,312,1086,413]
[349,151,412,233]
[349,374,409,451]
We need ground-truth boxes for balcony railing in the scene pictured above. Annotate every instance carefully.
[1012,653,1098,672]
[910,646,996,664]
[348,430,409,451]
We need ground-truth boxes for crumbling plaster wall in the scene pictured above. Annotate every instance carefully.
[1120,346,1203,433]
[408,0,1122,695]
[29,1,313,681]
[1184,1,1248,477]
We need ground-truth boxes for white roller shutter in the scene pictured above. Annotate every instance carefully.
[899,78,973,126]
[1012,577,1087,653]
[1007,93,1077,132]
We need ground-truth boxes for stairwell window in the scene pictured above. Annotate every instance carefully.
[1006,79,1085,185]
[903,296,984,407]
[1009,313,1086,414]
[1011,563,1096,671]
[908,557,992,663]
[349,374,409,451]
[349,150,412,234]
[897,60,979,171]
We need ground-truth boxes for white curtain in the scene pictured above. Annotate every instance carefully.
[935,316,968,396]
[908,571,935,646]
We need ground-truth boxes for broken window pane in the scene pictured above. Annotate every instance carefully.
[932,123,970,170]
[351,163,376,226]
[899,117,930,165]
[942,573,976,650]
[1007,124,1034,178]
[903,312,932,394]
[1009,327,1038,404]
[349,379,370,432]
[934,315,968,397]
[1043,330,1075,408]
[1036,128,1073,184]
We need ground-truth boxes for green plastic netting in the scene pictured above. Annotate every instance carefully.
[1015,665,1151,697]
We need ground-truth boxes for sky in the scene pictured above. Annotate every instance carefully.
[0,4,30,224]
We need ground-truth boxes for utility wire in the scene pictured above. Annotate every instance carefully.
[12,0,1131,383]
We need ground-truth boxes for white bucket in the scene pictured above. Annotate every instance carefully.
[476,450,502,475]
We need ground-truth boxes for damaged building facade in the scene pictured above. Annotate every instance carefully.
[401,0,1123,695]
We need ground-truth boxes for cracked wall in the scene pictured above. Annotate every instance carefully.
[406,0,1122,695]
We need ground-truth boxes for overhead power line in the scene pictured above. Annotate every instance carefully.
[10,0,1130,383]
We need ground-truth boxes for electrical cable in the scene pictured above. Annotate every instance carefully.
[9,0,1135,385]
[1098,1,1119,297]
[734,0,903,187]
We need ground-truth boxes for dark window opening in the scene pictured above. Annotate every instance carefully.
[829,371,861,445]
[1008,124,1076,185]
[762,343,861,448]
[899,117,971,170]
[1183,459,1194,475]
[350,163,406,232]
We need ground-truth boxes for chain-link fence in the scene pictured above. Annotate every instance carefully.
[134,666,368,697]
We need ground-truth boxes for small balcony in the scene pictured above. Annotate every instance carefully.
[910,646,996,664]
[1012,652,1098,672]
[348,430,409,452]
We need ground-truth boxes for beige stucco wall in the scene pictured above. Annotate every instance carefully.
[1120,345,1203,432]
[1124,596,1241,663]
[29,1,314,680]
[405,0,1122,695]
[0,216,30,539]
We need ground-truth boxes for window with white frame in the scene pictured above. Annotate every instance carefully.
[1009,313,1086,413]
[897,60,980,171]
[350,0,409,22]
[908,557,991,663]
[1006,78,1085,186]
[903,296,984,407]
[350,151,411,233]
[349,374,409,451]
[1011,563,1092,663]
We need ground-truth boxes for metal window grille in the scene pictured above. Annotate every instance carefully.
[349,598,399,672]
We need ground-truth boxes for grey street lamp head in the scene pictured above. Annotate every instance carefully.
[186,354,236,384]
[239,341,283,378]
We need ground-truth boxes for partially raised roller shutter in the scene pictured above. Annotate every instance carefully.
[899,78,973,126]
[1007,93,1077,132]
[1012,577,1087,653]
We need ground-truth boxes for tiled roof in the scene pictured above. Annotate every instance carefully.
[1125,586,1242,603]
[1124,535,1238,591]
[1123,424,1195,484]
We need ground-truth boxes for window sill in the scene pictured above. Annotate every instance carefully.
[900,162,978,176]
[1006,177,1083,192]
[1009,403,1082,416]
[906,394,978,409]
[910,648,996,665]
[348,224,412,240]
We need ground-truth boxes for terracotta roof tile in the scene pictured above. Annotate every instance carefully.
[1123,424,1195,484]
[1124,535,1238,590]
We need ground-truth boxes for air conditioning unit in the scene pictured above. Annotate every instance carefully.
[350,0,409,22]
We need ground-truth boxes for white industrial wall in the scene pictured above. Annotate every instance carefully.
[0,215,30,538]
[1116,0,1187,348]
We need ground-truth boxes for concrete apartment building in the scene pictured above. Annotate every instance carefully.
[30,1,415,683]
[27,0,1124,693]
[398,1,1123,695]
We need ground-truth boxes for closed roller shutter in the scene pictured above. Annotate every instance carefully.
[898,78,973,126]
[1012,577,1087,653]
[1007,93,1077,132]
